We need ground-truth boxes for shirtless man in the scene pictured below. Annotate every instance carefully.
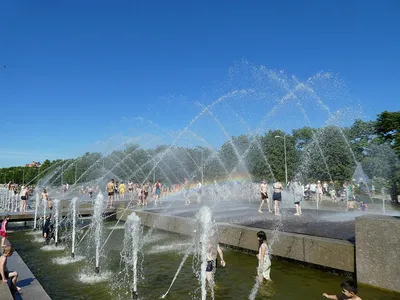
[258,179,271,213]
[40,188,52,210]
[106,179,115,208]
[272,180,283,216]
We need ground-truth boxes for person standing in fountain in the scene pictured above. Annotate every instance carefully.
[258,179,271,214]
[40,188,52,210]
[106,179,115,208]
[119,181,126,200]
[256,231,271,283]
[0,215,10,248]
[205,234,226,289]
[88,186,94,200]
[155,180,162,206]
[20,186,28,212]
[143,182,150,206]
[292,181,303,216]
[272,180,283,216]
[42,215,55,245]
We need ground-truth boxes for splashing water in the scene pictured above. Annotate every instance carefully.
[42,198,47,227]
[33,191,40,229]
[248,277,260,300]
[70,197,79,257]
[78,271,112,284]
[148,242,192,254]
[52,256,85,265]
[53,199,60,245]
[41,245,66,251]
[120,212,143,296]
[92,192,104,273]
[161,245,193,299]
[196,206,215,300]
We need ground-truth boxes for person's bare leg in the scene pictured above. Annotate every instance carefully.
[266,198,271,212]
[9,271,21,291]
[258,200,264,213]
[274,200,280,215]
[258,274,264,284]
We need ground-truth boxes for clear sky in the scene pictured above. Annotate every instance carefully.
[1,0,399,167]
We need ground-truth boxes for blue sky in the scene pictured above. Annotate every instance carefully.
[1,0,399,167]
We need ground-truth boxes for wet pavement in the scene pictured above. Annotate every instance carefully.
[142,199,366,242]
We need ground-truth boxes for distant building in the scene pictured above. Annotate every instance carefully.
[25,161,41,167]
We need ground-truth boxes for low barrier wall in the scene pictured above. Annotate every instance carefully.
[1,250,52,300]
[356,215,400,293]
[117,209,355,273]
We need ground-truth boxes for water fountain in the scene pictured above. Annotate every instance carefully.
[42,197,47,228]
[196,206,215,300]
[92,192,104,274]
[33,189,40,229]
[3,64,400,299]
[120,212,143,298]
[70,197,79,258]
[53,199,60,246]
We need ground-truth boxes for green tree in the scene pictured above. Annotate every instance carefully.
[376,111,400,155]
[344,119,377,161]
[297,126,355,182]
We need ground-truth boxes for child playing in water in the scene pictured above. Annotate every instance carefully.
[0,215,10,248]
[205,234,226,289]
[256,231,271,283]
[323,279,362,300]
[360,201,368,212]
[0,246,21,292]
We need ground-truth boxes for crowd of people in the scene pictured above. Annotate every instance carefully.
[0,177,367,298]
[257,178,371,216]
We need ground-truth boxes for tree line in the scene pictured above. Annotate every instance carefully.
[1,111,399,202]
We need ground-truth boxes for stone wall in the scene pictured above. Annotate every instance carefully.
[117,209,354,272]
[355,215,400,293]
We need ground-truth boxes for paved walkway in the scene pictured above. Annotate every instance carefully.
[139,199,400,242]
[5,251,51,300]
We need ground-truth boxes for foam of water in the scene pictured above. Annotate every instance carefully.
[142,233,168,245]
[248,277,260,300]
[105,225,125,230]
[26,230,42,236]
[52,255,85,265]
[41,245,67,251]
[78,271,112,284]
[148,243,191,254]
[32,236,45,243]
